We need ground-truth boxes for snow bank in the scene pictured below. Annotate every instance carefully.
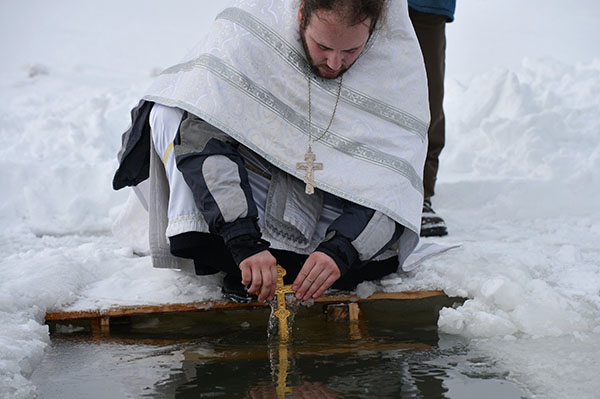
[0,67,138,234]
[444,58,600,187]
[376,58,600,398]
[436,58,600,339]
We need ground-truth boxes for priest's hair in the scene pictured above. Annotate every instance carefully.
[300,0,386,32]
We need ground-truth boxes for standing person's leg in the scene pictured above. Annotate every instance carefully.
[409,8,448,237]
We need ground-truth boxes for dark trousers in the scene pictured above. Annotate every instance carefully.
[170,232,398,291]
[409,8,447,200]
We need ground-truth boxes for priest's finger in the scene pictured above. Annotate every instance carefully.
[295,267,321,300]
[258,265,274,302]
[248,265,262,295]
[268,265,278,301]
[312,274,339,299]
[293,256,318,288]
[240,263,251,287]
[302,269,331,301]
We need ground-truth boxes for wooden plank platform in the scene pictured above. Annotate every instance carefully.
[45,290,446,322]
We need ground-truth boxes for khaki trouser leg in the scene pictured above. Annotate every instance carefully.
[409,8,447,200]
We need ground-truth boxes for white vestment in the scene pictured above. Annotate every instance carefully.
[142,0,430,268]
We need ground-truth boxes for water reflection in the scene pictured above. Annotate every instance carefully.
[248,381,341,399]
[36,299,525,398]
[149,337,448,397]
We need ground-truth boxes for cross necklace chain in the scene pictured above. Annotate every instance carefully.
[296,64,343,195]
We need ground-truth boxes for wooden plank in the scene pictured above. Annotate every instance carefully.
[325,304,351,322]
[45,290,446,323]
[182,341,433,362]
[348,303,360,322]
[324,302,361,323]
[90,316,111,335]
[314,290,446,303]
[45,300,264,321]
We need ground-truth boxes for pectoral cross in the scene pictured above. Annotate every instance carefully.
[274,265,296,341]
[296,145,323,195]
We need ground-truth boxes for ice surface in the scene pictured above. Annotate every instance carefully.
[1,1,599,398]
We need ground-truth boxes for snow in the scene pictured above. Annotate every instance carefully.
[1,1,600,398]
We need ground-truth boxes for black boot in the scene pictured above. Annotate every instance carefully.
[420,199,448,237]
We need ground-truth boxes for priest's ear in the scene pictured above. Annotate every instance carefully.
[298,1,306,28]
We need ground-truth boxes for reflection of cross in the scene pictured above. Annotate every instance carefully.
[274,265,295,341]
[275,342,291,398]
[296,145,323,195]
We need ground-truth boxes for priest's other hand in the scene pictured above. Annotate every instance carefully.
[293,251,341,301]
[239,250,278,302]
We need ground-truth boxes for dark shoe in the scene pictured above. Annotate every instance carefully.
[421,199,448,237]
[222,274,258,304]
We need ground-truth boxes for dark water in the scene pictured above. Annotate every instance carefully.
[34,298,527,398]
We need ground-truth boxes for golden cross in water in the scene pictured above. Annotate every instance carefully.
[296,145,323,195]
[274,265,295,341]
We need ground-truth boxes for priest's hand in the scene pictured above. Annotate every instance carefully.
[239,250,278,302]
[293,251,341,301]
